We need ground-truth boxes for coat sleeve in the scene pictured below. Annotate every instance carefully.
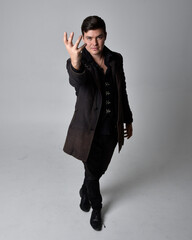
[118,54,133,124]
[66,58,90,89]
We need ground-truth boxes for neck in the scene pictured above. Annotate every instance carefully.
[91,53,103,62]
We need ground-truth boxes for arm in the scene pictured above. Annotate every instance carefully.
[63,32,86,70]
[64,32,89,87]
[124,123,133,139]
[66,58,88,87]
[118,54,133,139]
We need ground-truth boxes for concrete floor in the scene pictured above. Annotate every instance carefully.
[0,121,192,240]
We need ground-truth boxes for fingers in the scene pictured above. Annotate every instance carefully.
[63,32,74,46]
[64,32,87,52]
[74,35,86,51]
[74,35,83,49]
[79,43,87,52]
[124,131,129,138]
[124,125,133,139]
[63,32,67,45]
[74,35,87,51]
[68,32,74,46]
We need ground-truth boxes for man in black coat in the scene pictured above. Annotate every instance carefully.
[63,16,133,231]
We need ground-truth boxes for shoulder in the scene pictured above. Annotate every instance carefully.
[104,46,123,63]
[113,52,123,63]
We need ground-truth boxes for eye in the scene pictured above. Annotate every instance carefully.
[87,37,92,40]
[97,35,103,40]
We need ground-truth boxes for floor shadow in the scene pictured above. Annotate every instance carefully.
[101,151,188,218]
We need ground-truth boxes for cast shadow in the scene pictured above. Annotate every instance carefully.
[101,152,183,219]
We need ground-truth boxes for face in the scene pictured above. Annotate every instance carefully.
[82,29,106,57]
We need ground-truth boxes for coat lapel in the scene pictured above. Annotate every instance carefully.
[92,65,102,90]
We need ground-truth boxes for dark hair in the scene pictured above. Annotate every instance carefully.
[81,16,106,35]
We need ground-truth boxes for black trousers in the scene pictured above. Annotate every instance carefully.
[81,133,117,210]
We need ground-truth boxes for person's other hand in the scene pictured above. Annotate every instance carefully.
[124,123,133,139]
[63,32,86,70]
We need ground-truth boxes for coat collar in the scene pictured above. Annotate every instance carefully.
[82,46,114,65]
[81,46,117,91]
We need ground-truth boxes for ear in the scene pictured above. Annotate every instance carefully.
[105,32,107,40]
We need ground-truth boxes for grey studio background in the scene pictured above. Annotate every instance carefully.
[0,0,192,239]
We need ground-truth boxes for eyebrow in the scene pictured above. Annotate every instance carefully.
[86,34,104,39]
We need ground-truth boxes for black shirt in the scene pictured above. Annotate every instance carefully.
[72,47,118,135]
[83,47,117,135]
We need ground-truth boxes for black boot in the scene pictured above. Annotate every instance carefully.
[90,209,102,231]
[79,187,91,212]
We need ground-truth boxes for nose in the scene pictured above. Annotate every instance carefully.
[92,38,98,46]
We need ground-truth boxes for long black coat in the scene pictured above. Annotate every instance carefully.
[63,47,133,162]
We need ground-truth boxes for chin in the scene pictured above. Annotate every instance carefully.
[91,50,101,55]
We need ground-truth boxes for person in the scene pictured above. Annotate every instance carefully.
[63,15,133,231]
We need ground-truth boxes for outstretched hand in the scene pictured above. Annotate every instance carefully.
[63,32,86,70]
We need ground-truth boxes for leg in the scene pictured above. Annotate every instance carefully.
[84,165,102,211]
[79,178,91,212]
[83,133,117,230]
[84,165,102,231]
